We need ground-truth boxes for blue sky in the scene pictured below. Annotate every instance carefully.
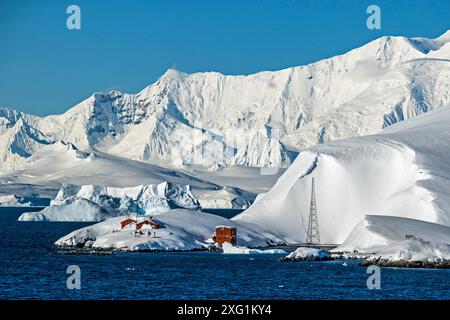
[1,0,449,116]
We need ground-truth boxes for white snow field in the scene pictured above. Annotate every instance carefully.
[18,181,201,221]
[332,215,450,262]
[235,106,450,248]
[55,209,280,251]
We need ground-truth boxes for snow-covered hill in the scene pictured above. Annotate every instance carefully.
[334,215,450,253]
[234,105,450,244]
[1,31,449,171]
[332,216,450,263]
[54,209,279,251]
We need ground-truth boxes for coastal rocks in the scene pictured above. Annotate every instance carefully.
[360,258,450,269]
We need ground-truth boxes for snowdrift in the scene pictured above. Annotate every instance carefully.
[55,209,279,251]
[235,106,450,245]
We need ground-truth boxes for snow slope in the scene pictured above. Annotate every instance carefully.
[235,105,450,244]
[334,215,450,253]
[333,215,450,262]
[365,238,450,262]
[1,31,450,171]
[55,209,279,251]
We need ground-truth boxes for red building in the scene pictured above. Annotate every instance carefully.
[213,226,237,245]
[120,218,135,229]
[120,218,160,230]
[136,219,160,230]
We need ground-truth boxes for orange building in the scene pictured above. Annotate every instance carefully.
[213,226,237,245]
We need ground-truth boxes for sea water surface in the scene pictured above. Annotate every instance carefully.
[1,207,449,300]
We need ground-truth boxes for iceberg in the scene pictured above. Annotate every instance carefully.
[19,181,201,222]
[221,242,287,255]
[281,247,332,261]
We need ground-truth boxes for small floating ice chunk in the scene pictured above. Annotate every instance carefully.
[284,247,330,260]
[222,242,286,255]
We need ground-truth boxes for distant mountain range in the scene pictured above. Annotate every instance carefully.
[1,30,449,170]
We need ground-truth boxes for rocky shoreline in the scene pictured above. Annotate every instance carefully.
[54,243,218,254]
[278,248,450,269]
[360,258,450,269]
[279,255,335,262]
[54,244,450,268]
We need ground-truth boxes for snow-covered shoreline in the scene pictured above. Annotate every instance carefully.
[54,209,281,252]
[324,215,450,268]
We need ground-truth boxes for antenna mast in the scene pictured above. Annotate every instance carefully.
[305,177,321,245]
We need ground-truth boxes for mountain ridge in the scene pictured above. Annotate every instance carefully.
[1,30,449,170]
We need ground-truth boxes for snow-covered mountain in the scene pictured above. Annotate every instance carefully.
[0,109,52,168]
[1,30,449,170]
[234,105,450,244]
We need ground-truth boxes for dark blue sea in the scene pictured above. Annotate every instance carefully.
[0,207,449,300]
